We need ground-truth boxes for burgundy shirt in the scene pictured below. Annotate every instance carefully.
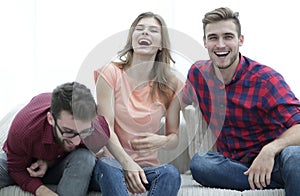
[3,93,110,194]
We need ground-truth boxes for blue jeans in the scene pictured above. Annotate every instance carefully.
[0,148,96,196]
[190,146,300,196]
[91,157,181,196]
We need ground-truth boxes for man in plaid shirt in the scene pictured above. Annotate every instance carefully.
[184,7,300,196]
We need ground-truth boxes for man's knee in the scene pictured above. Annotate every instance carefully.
[190,152,221,185]
[0,152,15,188]
[69,148,95,171]
[281,146,300,171]
[190,152,214,173]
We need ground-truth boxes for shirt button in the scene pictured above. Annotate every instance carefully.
[219,84,225,89]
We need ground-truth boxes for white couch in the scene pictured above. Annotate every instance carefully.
[0,105,285,196]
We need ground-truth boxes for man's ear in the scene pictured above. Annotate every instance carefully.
[239,34,244,47]
[47,112,54,126]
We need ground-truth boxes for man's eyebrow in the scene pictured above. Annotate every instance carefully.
[207,33,217,37]
[224,32,235,36]
[207,32,235,37]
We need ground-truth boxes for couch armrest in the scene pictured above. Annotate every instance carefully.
[0,104,23,150]
[182,105,216,159]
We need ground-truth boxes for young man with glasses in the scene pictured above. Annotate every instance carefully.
[0,82,110,196]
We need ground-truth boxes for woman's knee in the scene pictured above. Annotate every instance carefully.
[164,164,180,176]
[94,158,123,181]
[158,164,181,187]
[94,158,121,172]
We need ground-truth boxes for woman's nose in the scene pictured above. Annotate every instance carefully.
[142,28,149,35]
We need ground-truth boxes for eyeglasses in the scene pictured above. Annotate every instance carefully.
[52,114,94,139]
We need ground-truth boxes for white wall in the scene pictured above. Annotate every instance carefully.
[1,0,299,119]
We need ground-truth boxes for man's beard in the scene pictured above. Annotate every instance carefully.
[52,127,73,152]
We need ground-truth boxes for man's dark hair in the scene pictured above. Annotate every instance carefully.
[51,82,97,120]
[202,7,241,37]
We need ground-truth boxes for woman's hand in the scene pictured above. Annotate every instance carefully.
[130,132,167,156]
[123,160,148,194]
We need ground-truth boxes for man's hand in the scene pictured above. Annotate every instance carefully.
[35,185,58,196]
[244,145,276,189]
[27,160,48,178]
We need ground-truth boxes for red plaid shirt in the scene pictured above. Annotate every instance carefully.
[3,93,110,194]
[183,54,300,165]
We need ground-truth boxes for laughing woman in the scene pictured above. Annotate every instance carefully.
[92,12,183,196]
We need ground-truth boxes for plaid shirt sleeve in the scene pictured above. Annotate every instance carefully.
[259,70,300,127]
[182,61,206,106]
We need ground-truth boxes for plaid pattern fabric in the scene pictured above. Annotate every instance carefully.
[183,54,300,164]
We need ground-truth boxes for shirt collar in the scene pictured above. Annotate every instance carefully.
[42,121,56,145]
[230,53,247,84]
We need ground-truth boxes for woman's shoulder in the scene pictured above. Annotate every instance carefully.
[94,63,124,81]
[94,62,129,87]
[95,62,123,73]
[169,69,185,91]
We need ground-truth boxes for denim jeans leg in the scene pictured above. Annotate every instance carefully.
[42,148,96,196]
[0,152,16,188]
[190,151,251,191]
[91,157,128,196]
[143,164,181,196]
[278,146,300,196]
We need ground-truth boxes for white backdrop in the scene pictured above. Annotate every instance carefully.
[1,0,299,119]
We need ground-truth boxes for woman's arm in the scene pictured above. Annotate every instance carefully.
[95,75,148,194]
[161,95,181,149]
[130,94,181,153]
